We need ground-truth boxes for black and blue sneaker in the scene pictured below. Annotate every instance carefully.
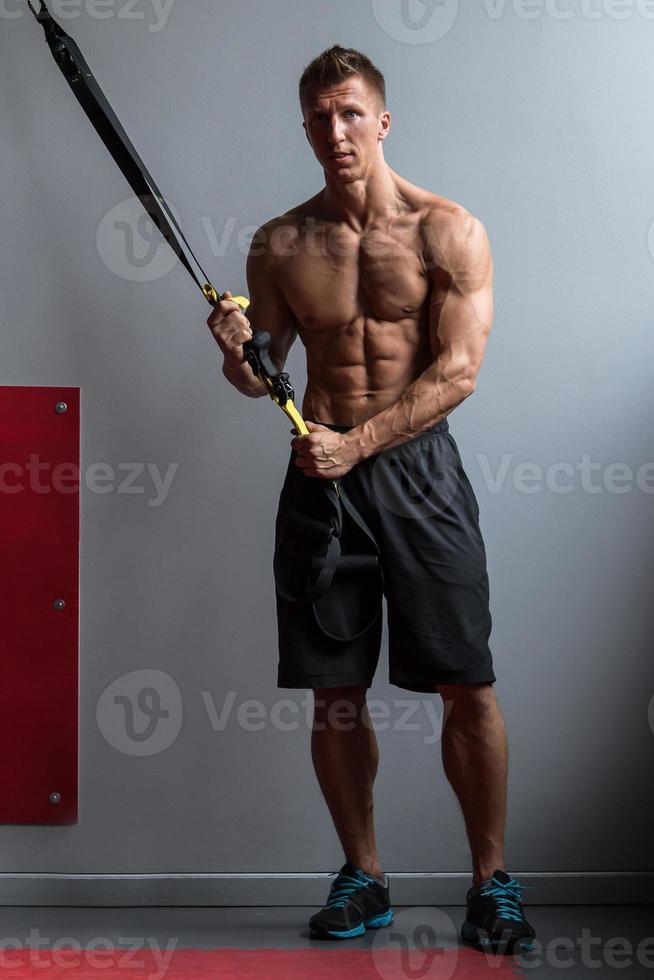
[461,868,536,954]
[309,860,394,940]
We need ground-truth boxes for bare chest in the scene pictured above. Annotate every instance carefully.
[275,221,433,329]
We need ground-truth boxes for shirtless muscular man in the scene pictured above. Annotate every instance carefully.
[207,45,535,955]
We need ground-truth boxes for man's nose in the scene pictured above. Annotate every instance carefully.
[327,118,345,144]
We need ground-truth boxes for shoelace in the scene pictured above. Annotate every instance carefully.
[325,870,375,909]
[478,875,534,923]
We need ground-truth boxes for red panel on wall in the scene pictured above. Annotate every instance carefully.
[0,387,79,824]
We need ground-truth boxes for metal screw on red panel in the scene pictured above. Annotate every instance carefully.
[53,599,66,611]
[49,793,62,805]
[55,402,67,414]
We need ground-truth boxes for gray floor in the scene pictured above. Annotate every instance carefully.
[1,904,652,976]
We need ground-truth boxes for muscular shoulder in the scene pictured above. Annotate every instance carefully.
[251,194,323,264]
[249,213,298,267]
[418,196,491,283]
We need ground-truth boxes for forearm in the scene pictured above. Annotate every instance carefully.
[345,363,475,460]
[221,353,268,398]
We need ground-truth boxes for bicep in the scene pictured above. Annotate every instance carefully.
[428,215,493,383]
[246,230,298,373]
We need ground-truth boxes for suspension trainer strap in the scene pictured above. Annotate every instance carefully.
[26,0,309,437]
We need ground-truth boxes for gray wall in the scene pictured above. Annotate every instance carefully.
[1,0,653,901]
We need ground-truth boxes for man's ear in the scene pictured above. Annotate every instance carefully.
[378,111,391,142]
[302,120,311,145]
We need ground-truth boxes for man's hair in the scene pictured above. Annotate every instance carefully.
[299,45,386,111]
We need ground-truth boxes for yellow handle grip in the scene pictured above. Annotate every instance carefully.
[202,282,309,437]
[202,283,250,310]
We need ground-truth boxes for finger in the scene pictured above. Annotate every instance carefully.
[218,301,242,318]
[208,292,230,322]
[207,307,249,333]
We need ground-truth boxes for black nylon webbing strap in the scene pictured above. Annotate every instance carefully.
[273,478,385,642]
[26,0,309,436]
[27,0,211,295]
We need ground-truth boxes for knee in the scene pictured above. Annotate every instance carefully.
[312,685,368,728]
[437,681,497,719]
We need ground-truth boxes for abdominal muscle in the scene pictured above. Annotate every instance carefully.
[300,309,434,427]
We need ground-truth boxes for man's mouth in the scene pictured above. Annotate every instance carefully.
[329,152,353,161]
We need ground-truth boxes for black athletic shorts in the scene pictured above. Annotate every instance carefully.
[274,418,496,693]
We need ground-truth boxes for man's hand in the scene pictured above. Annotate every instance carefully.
[291,422,361,480]
[206,290,253,363]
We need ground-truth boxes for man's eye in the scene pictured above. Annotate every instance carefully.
[345,111,359,118]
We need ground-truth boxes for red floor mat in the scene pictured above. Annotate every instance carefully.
[0,946,524,978]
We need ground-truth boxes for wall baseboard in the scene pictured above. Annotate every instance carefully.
[0,872,650,906]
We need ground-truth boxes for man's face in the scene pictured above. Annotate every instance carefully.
[302,75,390,184]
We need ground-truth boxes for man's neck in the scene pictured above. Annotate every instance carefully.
[322,157,406,230]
